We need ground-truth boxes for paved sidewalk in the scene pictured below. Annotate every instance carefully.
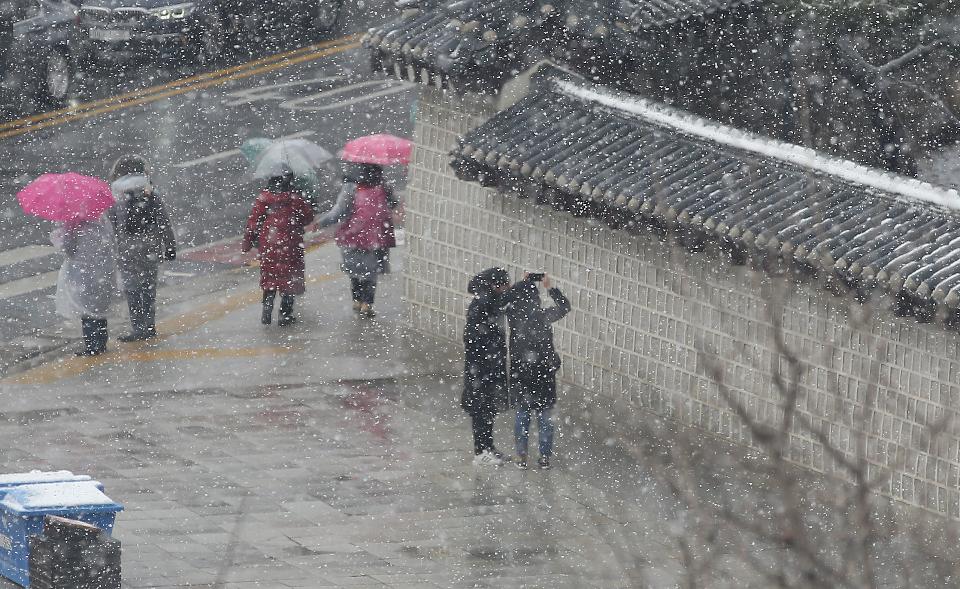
[0,243,678,588]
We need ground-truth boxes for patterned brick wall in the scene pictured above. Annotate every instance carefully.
[405,87,960,517]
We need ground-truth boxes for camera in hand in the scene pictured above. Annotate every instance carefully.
[528,273,545,282]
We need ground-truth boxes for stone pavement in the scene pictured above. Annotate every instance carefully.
[0,243,679,588]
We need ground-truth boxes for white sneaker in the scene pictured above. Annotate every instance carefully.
[472,450,504,466]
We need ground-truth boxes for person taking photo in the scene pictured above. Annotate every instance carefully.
[502,272,571,469]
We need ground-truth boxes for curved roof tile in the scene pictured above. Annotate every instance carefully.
[366,0,758,89]
[449,79,960,324]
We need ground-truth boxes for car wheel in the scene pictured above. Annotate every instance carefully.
[43,50,72,104]
[314,0,341,33]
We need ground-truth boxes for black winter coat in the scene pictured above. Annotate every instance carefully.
[503,280,571,409]
[461,274,508,416]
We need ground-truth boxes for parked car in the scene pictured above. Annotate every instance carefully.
[0,0,77,111]
[72,0,343,70]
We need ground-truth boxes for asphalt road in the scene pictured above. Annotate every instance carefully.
[0,5,415,344]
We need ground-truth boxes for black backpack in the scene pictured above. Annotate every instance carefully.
[124,190,157,235]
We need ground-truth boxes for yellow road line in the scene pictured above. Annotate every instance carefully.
[0,34,358,134]
[5,271,339,385]
[0,38,360,141]
[124,346,293,362]
[6,346,292,385]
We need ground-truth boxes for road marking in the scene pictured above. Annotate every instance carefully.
[5,267,339,385]
[226,76,411,112]
[224,76,342,106]
[280,80,411,111]
[7,346,296,385]
[0,245,55,267]
[0,270,58,300]
[123,346,294,362]
[0,36,360,141]
[0,39,348,135]
[0,236,242,302]
[0,220,330,302]
[171,130,316,169]
[0,35,358,134]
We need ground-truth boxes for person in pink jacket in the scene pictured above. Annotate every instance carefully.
[316,164,397,317]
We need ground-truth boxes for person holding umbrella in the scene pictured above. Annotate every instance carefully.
[316,134,411,318]
[18,173,118,356]
[242,170,315,326]
[107,155,177,342]
[240,137,335,212]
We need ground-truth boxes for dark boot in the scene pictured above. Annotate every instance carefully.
[350,278,362,312]
[95,318,108,353]
[142,282,157,338]
[358,280,376,317]
[262,290,276,325]
[119,291,143,342]
[278,295,296,326]
[120,288,157,342]
[117,285,157,342]
[77,316,107,356]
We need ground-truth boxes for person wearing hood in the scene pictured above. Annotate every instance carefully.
[315,163,398,318]
[242,171,315,326]
[107,155,177,342]
[462,267,511,466]
[502,273,571,469]
[53,214,118,356]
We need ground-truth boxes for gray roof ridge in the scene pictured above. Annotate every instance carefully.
[553,78,960,213]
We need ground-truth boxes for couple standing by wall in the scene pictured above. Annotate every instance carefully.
[462,269,570,469]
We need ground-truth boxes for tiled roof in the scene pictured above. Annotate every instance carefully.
[615,0,752,31]
[364,0,756,90]
[364,0,554,91]
[449,79,960,322]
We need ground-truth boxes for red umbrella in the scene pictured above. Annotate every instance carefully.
[341,134,413,166]
[17,173,114,222]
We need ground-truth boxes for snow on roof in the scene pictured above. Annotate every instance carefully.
[556,80,960,211]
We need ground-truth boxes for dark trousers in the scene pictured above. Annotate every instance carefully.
[349,278,376,305]
[125,283,157,336]
[263,290,295,322]
[470,411,495,455]
[80,316,108,353]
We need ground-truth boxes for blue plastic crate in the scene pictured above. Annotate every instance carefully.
[0,481,122,587]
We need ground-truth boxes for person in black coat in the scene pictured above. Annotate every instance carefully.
[502,273,571,469]
[107,155,176,342]
[462,267,511,466]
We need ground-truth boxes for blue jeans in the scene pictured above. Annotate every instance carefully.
[515,407,554,458]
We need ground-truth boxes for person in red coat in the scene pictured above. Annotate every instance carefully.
[242,172,315,326]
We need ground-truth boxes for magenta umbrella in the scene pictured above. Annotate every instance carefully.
[17,173,115,222]
[341,134,413,166]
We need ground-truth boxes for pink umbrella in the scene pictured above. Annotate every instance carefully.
[17,173,114,222]
[341,134,413,166]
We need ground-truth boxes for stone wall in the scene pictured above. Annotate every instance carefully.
[404,86,960,517]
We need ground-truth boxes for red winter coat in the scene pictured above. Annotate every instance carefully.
[242,190,315,294]
[335,185,395,250]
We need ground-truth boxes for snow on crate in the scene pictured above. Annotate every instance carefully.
[0,481,117,512]
[0,471,91,488]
